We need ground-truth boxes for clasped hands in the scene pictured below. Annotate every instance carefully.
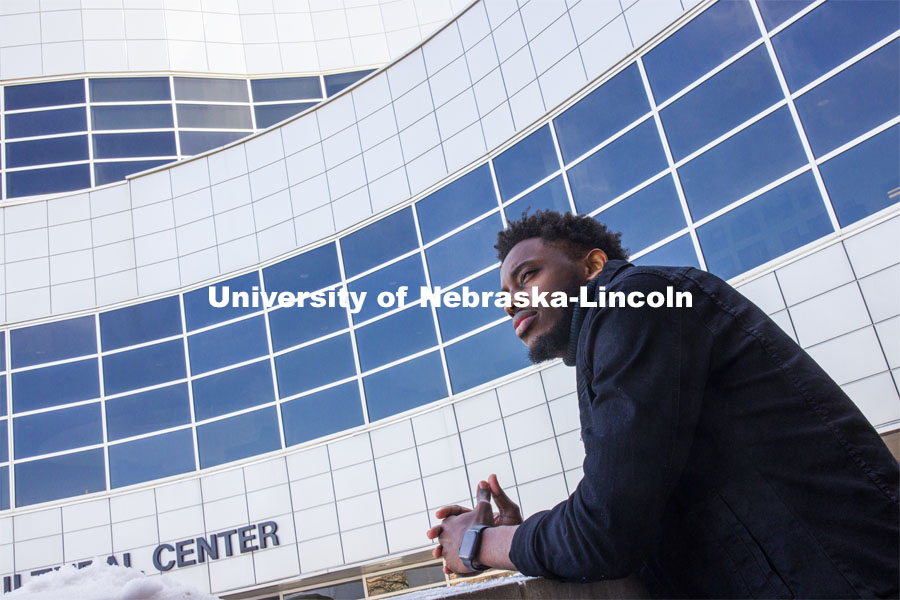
[424,474,522,575]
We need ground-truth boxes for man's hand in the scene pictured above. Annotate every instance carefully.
[487,473,523,527]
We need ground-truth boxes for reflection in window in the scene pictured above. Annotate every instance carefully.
[772,0,900,91]
[416,164,497,243]
[365,564,445,597]
[102,340,186,396]
[493,125,559,200]
[0,466,8,511]
[91,104,174,130]
[281,382,364,446]
[14,403,102,459]
[12,359,100,413]
[0,376,6,418]
[269,301,348,352]
[349,255,425,323]
[678,108,807,220]
[341,208,418,277]
[179,131,247,155]
[445,321,529,393]
[105,384,191,441]
[109,429,195,488]
[643,0,759,103]
[12,315,96,368]
[5,79,85,110]
[275,333,356,398]
[795,40,900,158]
[820,125,900,227]
[192,359,275,420]
[505,176,570,220]
[660,46,782,162]
[185,271,260,331]
[324,70,375,96]
[174,77,249,102]
[176,104,253,129]
[633,234,700,269]
[596,176,686,254]
[0,425,6,463]
[255,102,316,128]
[100,296,181,351]
[425,213,503,288]
[93,132,177,158]
[355,305,437,372]
[567,118,667,214]
[757,0,814,30]
[286,579,365,600]
[95,160,171,185]
[437,269,505,342]
[187,315,268,374]
[5,107,87,138]
[90,77,171,102]
[264,243,340,294]
[363,352,447,421]
[698,173,831,279]
[251,77,322,102]
[15,449,106,507]
[554,63,649,164]
[6,135,89,168]
[7,164,91,198]
[197,407,280,469]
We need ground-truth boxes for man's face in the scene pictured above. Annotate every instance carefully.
[500,238,584,363]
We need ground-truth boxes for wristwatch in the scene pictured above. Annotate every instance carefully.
[458,525,491,572]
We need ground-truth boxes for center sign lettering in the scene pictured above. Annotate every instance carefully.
[152,521,279,571]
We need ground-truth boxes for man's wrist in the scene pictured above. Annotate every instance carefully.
[477,525,518,572]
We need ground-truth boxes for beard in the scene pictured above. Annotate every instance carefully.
[526,275,581,364]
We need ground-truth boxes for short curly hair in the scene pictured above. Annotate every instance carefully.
[495,210,627,263]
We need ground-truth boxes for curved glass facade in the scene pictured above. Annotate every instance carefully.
[0,0,897,515]
[0,70,374,199]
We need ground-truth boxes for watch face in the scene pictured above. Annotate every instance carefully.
[459,529,478,561]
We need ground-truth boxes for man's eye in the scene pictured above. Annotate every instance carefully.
[521,270,535,283]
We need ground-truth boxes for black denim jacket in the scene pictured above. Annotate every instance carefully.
[509,261,899,598]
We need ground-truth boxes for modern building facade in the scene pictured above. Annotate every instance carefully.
[0,0,897,597]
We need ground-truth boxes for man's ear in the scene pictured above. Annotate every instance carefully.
[584,248,608,280]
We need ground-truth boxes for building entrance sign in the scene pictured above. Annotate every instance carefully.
[151,521,280,572]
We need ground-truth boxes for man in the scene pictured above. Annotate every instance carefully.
[425,211,899,598]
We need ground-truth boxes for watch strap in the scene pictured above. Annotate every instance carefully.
[460,524,491,572]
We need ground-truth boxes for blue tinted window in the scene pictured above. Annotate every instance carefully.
[95,160,171,185]
[661,46,783,162]
[254,102,316,128]
[281,382,363,446]
[0,424,7,463]
[493,125,559,200]
[416,164,497,243]
[349,255,425,323]
[106,384,191,441]
[275,334,356,398]
[185,271,261,330]
[93,132,177,158]
[0,466,7,510]
[12,315,96,368]
[264,243,340,294]
[554,63,650,163]
[197,407,280,469]
[5,79,85,110]
[796,41,900,157]
[355,305,437,372]
[363,352,447,421]
[14,404,102,459]
[192,359,275,421]
[6,135,89,168]
[820,125,900,227]
[324,69,375,96]
[0,333,5,372]
[678,108,807,220]
[445,322,529,393]
[12,359,99,413]
[505,176,570,219]
[174,77,248,102]
[568,118,668,214]
[103,340,186,396]
[426,213,503,288]
[109,429,195,488]
[757,0,814,30]
[596,177,686,253]
[179,131,246,155]
[188,316,268,374]
[7,164,91,198]
[633,234,700,268]
[0,376,6,418]
[252,77,322,101]
[100,297,181,351]
[5,107,87,138]
[91,105,174,130]
[698,173,831,279]
[643,0,760,103]
[436,269,505,341]
[341,208,418,277]
[772,0,900,91]
[15,449,105,507]
[176,104,253,129]
[90,77,171,102]
[269,303,347,352]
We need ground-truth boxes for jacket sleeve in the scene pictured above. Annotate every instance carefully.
[508,272,714,581]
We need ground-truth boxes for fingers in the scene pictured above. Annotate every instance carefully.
[425,525,442,539]
[475,481,491,505]
[432,545,442,559]
[435,504,471,520]
[488,473,517,510]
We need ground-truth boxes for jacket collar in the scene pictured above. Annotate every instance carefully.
[562,260,632,366]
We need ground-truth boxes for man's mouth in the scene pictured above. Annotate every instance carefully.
[513,310,537,338]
